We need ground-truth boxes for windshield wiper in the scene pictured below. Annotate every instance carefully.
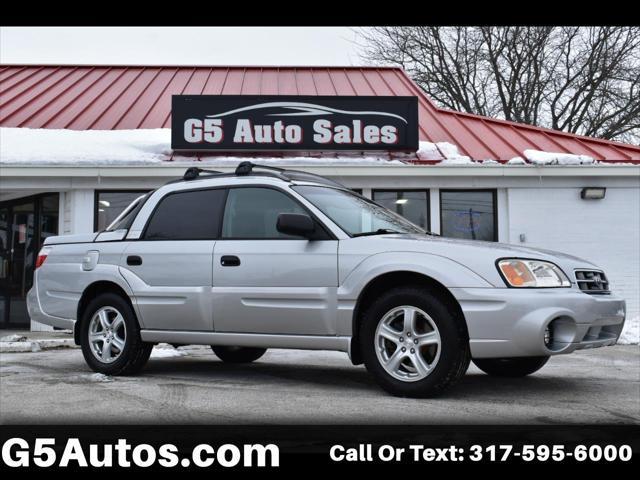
[353,228,406,237]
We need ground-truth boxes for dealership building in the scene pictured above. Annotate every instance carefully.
[0,64,639,331]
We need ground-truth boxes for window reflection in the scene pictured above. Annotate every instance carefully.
[96,191,149,231]
[440,190,497,241]
[372,190,429,229]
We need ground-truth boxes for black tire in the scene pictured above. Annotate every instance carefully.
[211,346,267,363]
[473,357,549,377]
[360,286,470,398]
[80,293,152,376]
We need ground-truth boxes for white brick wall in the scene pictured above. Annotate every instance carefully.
[507,187,640,318]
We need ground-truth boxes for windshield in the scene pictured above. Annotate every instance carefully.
[293,185,425,237]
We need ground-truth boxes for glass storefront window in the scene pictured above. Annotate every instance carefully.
[40,194,59,244]
[95,191,149,231]
[372,190,430,229]
[440,190,497,241]
[0,193,59,327]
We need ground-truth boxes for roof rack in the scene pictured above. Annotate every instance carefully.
[179,161,346,188]
[183,167,223,180]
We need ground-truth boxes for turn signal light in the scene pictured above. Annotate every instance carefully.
[498,260,536,287]
[497,259,571,288]
[35,247,52,269]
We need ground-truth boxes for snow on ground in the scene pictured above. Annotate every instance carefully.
[150,343,190,359]
[86,373,114,383]
[618,315,639,345]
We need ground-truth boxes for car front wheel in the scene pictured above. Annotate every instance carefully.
[473,357,549,377]
[360,287,470,398]
[80,293,152,376]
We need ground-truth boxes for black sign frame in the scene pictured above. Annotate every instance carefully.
[171,95,419,152]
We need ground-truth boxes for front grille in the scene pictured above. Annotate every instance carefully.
[575,270,610,294]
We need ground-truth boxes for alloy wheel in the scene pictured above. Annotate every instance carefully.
[374,305,441,382]
[88,306,127,364]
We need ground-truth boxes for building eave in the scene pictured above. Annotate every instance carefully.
[2,163,639,179]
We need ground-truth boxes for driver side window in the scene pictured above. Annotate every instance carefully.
[221,187,307,239]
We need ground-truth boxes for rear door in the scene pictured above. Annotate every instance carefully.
[212,186,338,335]
[120,188,226,331]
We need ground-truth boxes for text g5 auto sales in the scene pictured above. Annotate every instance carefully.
[183,118,399,146]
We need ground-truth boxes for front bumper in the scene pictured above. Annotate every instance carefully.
[26,286,76,330]
[451,287,626,359]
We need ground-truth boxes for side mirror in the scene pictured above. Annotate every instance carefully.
[276,213,315,238]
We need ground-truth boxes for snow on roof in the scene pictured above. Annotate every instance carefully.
[1,127,638,168]
[0,128,405,166]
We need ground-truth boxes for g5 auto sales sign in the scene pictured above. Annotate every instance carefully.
[171,95,419,151]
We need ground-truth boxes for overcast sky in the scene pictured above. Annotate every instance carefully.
[0,27,368,66]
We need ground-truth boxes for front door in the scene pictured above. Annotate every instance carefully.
[212,186,338,336]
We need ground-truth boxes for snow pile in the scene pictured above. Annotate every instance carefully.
[416,141,473,164]
[618,315,639,345]
[86,373,114,383]
[151,343,189,359]
[507,156,527,165]
[0,334,27,342]
[0,341,40,353]
[524,149,595,165]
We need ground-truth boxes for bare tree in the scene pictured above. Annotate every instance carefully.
[358,27,640,144]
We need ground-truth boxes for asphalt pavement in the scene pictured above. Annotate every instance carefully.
[1,344,638,424]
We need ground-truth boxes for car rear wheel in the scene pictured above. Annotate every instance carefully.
[80,293,152,376]
[473,356,549,377]
[211,346,267,363]
[360,286,470,398]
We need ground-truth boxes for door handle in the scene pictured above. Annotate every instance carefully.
[220,255,240,267]
[126,255,142,266]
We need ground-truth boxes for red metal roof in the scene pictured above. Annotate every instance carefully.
[1,64,639,163]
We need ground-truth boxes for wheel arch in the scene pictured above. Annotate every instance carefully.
[349,271,469,365]
[74,281,136,346]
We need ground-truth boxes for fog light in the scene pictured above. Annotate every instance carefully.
[544,325,553,347]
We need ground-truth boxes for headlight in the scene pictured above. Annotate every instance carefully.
[497,259,571,288]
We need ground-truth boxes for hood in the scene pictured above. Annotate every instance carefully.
[402,234,597,263]
[357,234,600,288]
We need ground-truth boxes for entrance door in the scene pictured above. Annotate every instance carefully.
[0,194,59,329]
[5,201,36,327]
[0,207,10,325]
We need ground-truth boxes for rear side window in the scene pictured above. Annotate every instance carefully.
[143,189,226,240]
